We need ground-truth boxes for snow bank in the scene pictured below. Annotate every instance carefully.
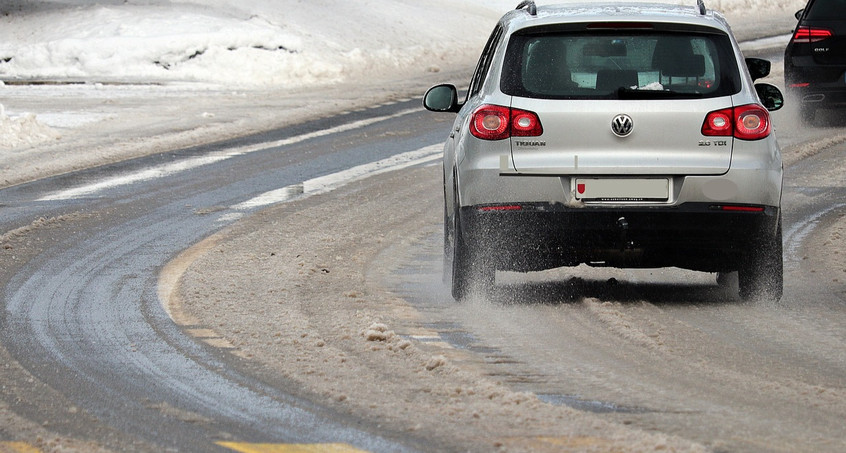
[0,103,59,149]
[0,0,507,88]
[0,0,801,89]
[0,0,803,151]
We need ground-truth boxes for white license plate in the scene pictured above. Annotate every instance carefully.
[574,178,669,201]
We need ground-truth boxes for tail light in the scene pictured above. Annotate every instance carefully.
[470,105,543,140]
[702,104,771,141]
[791,26,833,43]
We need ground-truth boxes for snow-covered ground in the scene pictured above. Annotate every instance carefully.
[2,0,510,87]
[0,0,801,87]
[0,0,804,185]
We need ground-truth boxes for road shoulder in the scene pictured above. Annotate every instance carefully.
[174,164,707,452]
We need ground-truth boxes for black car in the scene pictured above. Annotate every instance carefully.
[785,0,846,123]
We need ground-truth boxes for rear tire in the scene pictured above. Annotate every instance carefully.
[738,218,783,302]
[451,223,472,300]
[450,203,494,301]
[443,198,453,285]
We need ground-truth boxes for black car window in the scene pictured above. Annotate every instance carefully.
[501,30,741,100]
[805,0,846,20]
[468,25,504,99]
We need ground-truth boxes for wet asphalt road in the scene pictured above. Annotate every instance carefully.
[0,99,450,452]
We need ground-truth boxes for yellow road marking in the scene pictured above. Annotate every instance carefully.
[0,442,41,453]
[217,443,369,453]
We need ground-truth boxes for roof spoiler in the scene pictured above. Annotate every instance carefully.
[516,1,537,16]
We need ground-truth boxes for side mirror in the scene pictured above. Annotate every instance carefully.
[756,83,784,111]
[795,8,804,20]
[746,58,771,81]
[423,84,460,113]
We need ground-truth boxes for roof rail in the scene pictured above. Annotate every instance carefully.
[516,1,537,16]
[697,0,706,15]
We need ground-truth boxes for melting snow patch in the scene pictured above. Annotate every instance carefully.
[425,355,448,371]
[363,322,394,342]
[0,104,60,149]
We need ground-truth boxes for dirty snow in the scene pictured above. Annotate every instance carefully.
[176,164,712,452]
[0,104,59,148]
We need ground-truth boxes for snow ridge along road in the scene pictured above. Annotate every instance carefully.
[36,107,426,202]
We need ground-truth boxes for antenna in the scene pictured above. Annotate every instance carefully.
[516,1,537,16]
[697,0,706,15]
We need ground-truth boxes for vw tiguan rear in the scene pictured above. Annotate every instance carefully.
[424,1,785,301]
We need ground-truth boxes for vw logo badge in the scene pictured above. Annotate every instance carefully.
[611,114,634,137]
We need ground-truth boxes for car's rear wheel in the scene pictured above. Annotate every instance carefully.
[738,217,783,302]
[450,194,494,301]
[451,218,473,300]
[443,192,453,285]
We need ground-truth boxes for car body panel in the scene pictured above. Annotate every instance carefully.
[507,98,734,176]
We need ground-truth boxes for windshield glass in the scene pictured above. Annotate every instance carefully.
[501,30,741,100]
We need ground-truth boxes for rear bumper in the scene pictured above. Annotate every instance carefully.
[460,202,780,273]
[785,64,846,107]
[789,86,846,107]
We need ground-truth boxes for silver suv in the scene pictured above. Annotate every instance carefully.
[424,1,785,301]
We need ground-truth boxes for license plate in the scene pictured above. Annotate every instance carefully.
[574,178,669,201]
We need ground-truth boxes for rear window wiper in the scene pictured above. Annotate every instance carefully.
[617,87,704,99]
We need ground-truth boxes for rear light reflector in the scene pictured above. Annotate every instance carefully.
[702,104,771,141]
[478,205,523,212]
[718,205,765,212]
[792,26,833,43]
[789,82,811,88]
[470,105,543,140]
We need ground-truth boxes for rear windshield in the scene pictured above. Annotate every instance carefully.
[806,0,846,20]
[501,30,741,100]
